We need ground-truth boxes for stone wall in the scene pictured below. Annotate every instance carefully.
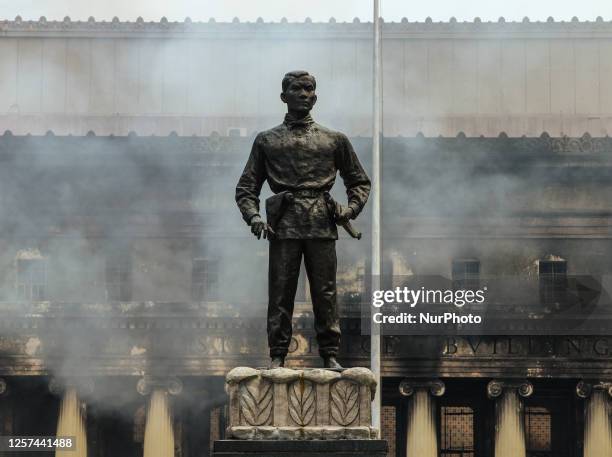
[2,19,612,136]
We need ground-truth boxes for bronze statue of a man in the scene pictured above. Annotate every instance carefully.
[235,71,371,369]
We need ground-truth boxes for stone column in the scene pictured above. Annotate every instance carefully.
[50,379,93,457]
[137,377,183,457]
[487,380,533,457]
[576,380,612,457]
[399,379,445,457]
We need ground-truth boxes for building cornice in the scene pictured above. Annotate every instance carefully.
[2,16,612,39]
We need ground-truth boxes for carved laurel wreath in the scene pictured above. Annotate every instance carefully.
[239,379,273,426]
[288,378,316,426]
[330,380,359,426]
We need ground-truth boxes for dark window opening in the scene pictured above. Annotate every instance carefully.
[10,378,59,443]
[381,405,396,457]
[192,258,219,302]
[435,384,490,457]
[452,259,480,291]
[538,260,567,307]
[440,405,475,457]
[209,404,228,446]
[523,385,576,457]
[16,258,47,301]
[106,252,132,302]
[525,406,552,455]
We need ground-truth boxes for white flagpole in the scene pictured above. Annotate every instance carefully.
[371,0,382,437]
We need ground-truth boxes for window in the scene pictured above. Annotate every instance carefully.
[523,391,575,457]
[440,406,475,457]
[106,252,132,301]
[525,406,552,455]
[192,258,219,302]
[452,259,480,291]
[538,260,567,306]
[381,406,396,457]
[16,258,47,301]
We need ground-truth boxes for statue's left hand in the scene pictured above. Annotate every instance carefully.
[335,205,355,225]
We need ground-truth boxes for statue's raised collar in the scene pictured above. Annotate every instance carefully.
[283,113,314,130]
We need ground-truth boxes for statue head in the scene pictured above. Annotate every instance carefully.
[280,71,317,116]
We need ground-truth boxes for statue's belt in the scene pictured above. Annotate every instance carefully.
[265,189,362,240]
[290,189,326,198]
[264,190,324,234]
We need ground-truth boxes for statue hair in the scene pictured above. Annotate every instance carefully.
[282,71,316,93]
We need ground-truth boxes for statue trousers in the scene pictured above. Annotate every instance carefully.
[268,239,340,358]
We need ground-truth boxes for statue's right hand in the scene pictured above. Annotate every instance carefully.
[250,215,265,239]
[250,215,274,240]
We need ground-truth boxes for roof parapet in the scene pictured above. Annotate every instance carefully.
[1,15,611,26]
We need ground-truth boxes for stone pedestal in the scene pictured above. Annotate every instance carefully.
[212,440,387,457]
[225,367,378,440]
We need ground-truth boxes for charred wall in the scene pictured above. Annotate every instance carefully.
[0,133,610,315]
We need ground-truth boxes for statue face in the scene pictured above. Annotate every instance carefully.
[281,77,317,114]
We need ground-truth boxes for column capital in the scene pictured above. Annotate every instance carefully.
[48,378,94,396]
[399,378,445,397]
[487,379,533,399]
[576,380,612,399]
[137,376,183,396]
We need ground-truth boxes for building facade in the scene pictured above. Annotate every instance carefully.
[0,17,610,457]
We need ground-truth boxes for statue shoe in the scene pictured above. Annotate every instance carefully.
[323,356,343,370]
[270,356,285,368]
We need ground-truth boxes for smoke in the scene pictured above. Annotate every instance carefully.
[0,17,610,447]
[0,26,373,424]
